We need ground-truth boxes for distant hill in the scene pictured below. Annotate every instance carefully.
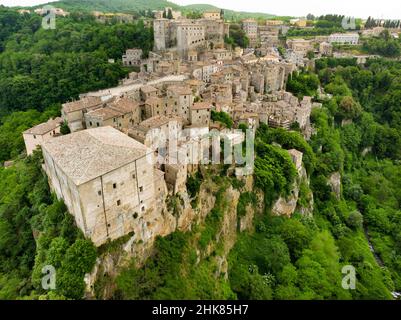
[32,0,180,13]
[27,0,275,19]
[182,3,275,20]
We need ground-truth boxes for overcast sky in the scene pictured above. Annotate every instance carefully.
[1,0,401,19]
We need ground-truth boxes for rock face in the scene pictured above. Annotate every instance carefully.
[272,188,299,216]
[272,150,313,217]
[328,172,341,200]
[85,169,261,299]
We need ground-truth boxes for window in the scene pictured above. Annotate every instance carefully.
[98,191,102,196]
[132,174,136,179]
[141,206,145,212]
[139,186,143,192]
[133,212,138,219]
[89,121,93,126]
[33,135,36,139]
[96,122,100,127]
[117,200,121,206]
[113,183,117,189]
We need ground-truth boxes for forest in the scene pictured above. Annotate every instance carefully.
[0,6,153,163]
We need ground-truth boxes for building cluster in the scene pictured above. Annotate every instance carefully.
[153,10,229,55]
[23,8,320,247]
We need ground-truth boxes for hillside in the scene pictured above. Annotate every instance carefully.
[32,0,180,13]
[28,0,275,19]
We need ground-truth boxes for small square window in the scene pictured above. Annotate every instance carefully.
[117,200,121,206]
[113,183,117,189]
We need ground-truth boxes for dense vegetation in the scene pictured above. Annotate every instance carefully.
[362,30,401,57]
[225,24,249,49]
[286,70,320,99]
[0,7,153,163]
[0,151,97,299]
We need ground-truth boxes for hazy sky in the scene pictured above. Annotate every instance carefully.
[1,0,401,19]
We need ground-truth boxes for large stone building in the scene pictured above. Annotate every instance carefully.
[42,126,163,246]
[242,19,258,47]
[153,16,228,54]
[328,33,359,45]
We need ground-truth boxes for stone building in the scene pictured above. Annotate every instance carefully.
[258,25,280,48]
[164,164,187,194]
[167,85,193,123]
[203,10,221,20]
[286,39,314,56]
[153,15,228,54]
[328,33,359,45]
[176,21,206,53]
[128,115,181,148]
[84,97,141,131]
[190,102,212,126]
[23,117,63,155]
[319,42,333,56]
[264,91,312,130]
[213,49,233,61]
[42,127,161,246]
[192,62,221,83]
[242,19,258,42]
[62,96,103,132]
[140,85,158,101]
[122,48,143,66]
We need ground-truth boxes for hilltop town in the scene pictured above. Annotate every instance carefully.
[1,1,401,301]
[22,7,401,252]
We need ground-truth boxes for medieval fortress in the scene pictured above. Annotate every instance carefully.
[22,9,340,249]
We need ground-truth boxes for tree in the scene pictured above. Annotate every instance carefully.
[60,121,70,135]
[347,210,363,229]
[338,96,362,120]
[167,9,173,20]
